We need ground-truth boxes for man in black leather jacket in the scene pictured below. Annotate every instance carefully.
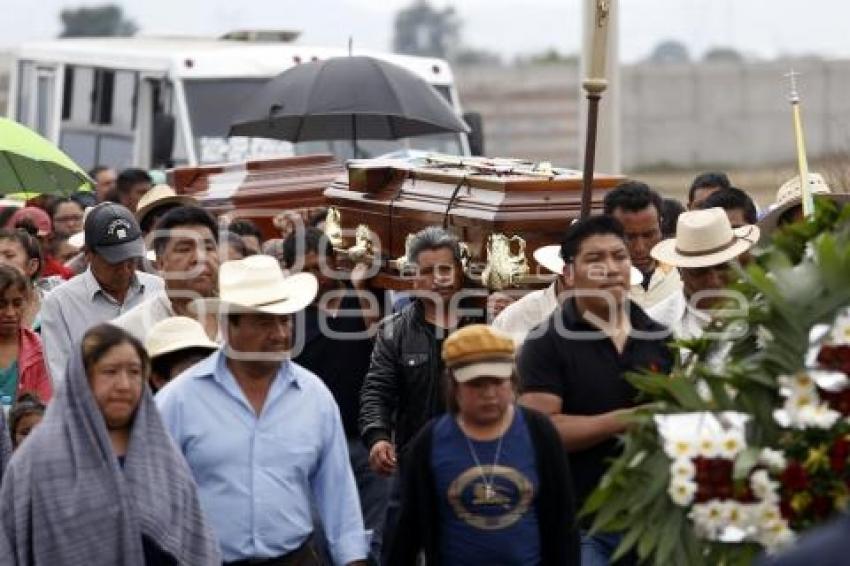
[359,226,470,476]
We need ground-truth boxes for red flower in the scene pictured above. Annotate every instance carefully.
[714,484,734,500]
[695,485,713,503]
[694,457,711,484]
[831,437,850,473]
[708,459,733,487]
[818,345,850,374]
[781,460,809,491]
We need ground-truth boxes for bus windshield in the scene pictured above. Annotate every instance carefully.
[183,79,464,164]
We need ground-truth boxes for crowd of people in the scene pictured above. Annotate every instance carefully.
[0,161,837,566]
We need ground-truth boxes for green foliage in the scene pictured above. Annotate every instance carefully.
[587,200,850,564]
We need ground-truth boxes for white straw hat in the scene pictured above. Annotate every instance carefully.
[651,207,759,268]
[145,316,218,359]
[193,254,317,315]
[758,172,850,235]
[135,184,198,228]
[533,244,644,286]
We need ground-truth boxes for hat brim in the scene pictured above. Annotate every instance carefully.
[68,230,84,249]
[758,194,850,239]
[94,238,146,264]
[452,360,514,383]
[651,225,760,269]
[136,195,198,226]
[191,272,318,316]
[534,244,644,285]
[149,340,218,359]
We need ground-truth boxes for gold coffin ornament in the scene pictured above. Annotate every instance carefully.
[481,234,529,291]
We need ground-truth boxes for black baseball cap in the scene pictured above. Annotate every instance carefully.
[84,203,145,264]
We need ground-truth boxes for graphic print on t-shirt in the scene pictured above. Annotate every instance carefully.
[447,464,534,530]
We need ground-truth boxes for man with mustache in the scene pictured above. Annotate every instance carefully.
[113,206,220,342]
[604,180,682,310]
[156,255,368,565]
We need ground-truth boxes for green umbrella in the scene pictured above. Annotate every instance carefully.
[0,117,93,197]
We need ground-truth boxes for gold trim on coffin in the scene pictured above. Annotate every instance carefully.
[322,209,535,290]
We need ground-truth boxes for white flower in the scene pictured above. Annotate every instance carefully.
[795,403,841,429]
[758,448,787,472]
[758,518,796,552]
[721,500,751,531]
[667,477,697,507]
[779,372,817,396]
[689,500,724,538]
[697,435,720,458]
[663,437,697,460]
[750,470,780,503]
[670,457,696,481]
[717,430,746,459]
[754,502,783,524]
[830,313,850,345]
[785,389,816,412]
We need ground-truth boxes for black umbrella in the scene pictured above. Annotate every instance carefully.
[228,56,470,156]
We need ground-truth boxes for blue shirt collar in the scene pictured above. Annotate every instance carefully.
[196,349,301,390]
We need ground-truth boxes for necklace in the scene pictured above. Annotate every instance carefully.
[459,413,510,503]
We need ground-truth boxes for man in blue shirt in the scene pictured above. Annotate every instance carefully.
[156,255,368,565]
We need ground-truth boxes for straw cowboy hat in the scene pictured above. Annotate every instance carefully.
[651,207,759,269]
[758,173,850,235]
[193,254,317,315]
[533,244,645,286]
[145,316,218,360]
[135,184,198,227]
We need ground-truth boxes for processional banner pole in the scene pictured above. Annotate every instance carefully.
[786,69,814,218]
[580,0,612,219]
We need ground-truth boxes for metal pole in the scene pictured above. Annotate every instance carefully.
[580,79,607,219]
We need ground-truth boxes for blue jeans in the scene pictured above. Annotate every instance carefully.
[348,439,391,565]
[581,531,635,566]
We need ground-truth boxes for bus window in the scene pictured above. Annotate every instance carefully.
[56,65,138,170]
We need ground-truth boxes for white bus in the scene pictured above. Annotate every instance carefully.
[6,33,479,170]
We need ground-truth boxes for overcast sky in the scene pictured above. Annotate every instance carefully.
[1,0,847,63]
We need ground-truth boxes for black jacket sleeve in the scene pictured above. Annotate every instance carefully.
[359,315,402,449]
[523,406,581,565]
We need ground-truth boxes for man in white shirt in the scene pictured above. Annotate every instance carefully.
[647,207,759,342]
[493,244,643,345]
[603,181,683,310]
[112,206,219,343]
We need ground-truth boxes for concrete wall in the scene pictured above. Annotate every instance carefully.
[455,59,850,171]
[454,63,582,165]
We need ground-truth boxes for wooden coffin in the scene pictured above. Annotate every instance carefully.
[324,157,625,290]
[168,154,343,240]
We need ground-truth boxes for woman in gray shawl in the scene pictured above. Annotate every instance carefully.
[0,323,221,565]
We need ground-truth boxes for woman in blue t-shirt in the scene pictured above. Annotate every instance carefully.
[388,324,580,565]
